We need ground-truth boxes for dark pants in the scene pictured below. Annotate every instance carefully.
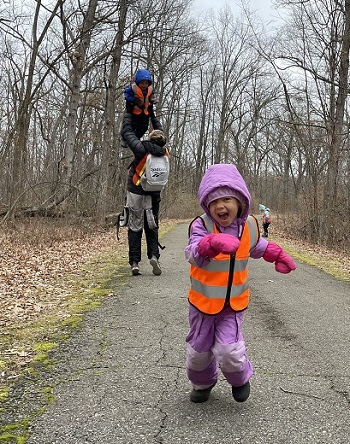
[262,222,270,237]
[131,113,150,139]
[128,193,160,264]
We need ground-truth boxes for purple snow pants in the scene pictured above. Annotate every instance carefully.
[186,304,253,390]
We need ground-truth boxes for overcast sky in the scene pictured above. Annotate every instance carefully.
[191,0,283,25]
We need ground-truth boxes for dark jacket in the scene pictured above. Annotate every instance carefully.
[121,113,166,195]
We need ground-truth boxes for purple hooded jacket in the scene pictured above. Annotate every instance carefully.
[185,164,268,267]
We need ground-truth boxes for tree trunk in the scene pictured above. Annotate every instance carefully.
[54,0,99,208]
[325,0,350,242]
[98,0,129,220]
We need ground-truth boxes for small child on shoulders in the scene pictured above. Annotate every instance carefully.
[122,69,163,143]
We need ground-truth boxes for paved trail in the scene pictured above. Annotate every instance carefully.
[25,223,350,443]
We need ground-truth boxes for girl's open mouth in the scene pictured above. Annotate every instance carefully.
[218,213,229,221]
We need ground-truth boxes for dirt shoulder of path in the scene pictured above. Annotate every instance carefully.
[270,224,350,282]
[0,217,349,403]
[0,218,178,396]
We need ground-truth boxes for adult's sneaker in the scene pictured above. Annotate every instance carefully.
[131,262,141,276]
[150,256,162,275]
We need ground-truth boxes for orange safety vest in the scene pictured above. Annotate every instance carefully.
[132,84,153,115]
[265,214,271,223]
[131,149,170,186]
[188,214,259,314]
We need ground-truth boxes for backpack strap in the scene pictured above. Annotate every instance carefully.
[188,215,207,237]
[115,213,122,241]
[115,207,129,240]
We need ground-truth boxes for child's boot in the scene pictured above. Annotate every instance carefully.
[190,382,216,403]
[232,381,250,402]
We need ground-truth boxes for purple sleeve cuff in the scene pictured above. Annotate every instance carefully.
[250,236,268,259]
[184,218,210,267]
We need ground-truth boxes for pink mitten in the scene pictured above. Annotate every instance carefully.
[263,241,296,274]
[211,233,240,255]
[198,234,217,258]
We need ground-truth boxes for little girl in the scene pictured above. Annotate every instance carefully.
[185,164,296,403]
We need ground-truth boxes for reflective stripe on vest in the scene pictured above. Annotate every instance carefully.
[188,214,259,314]
[132,84,153,115]
[132,153,148,186]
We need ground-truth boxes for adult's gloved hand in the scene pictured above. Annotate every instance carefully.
[149,95,158,104]
[133,98,144,109]
[211,233,240,255]
[263,241,296,274]
[198,234,217,258]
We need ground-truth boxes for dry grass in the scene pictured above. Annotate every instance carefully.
[0,218,121,328]
[0,215,349,388]
[266,216,350,281]
[0,217,179,385]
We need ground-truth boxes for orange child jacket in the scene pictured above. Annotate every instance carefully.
[188,214,259,314]
[131,84,153,115]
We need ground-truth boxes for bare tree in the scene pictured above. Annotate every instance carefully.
[270,0,350,245]
[97,0,129,219]
[209,7,264,170]
[0,0,64,214]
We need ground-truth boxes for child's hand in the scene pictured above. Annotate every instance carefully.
[198,234,217,258]
[133,97,144,109]
[275,250,296,273]
[263,242,296,274]
[211,233,240,255]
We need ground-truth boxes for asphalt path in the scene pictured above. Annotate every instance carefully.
[26,222,350,444]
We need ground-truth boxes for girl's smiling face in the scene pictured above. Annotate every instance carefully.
[209,196,241,227]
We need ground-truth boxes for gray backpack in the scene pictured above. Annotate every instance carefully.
[140,154,169,192]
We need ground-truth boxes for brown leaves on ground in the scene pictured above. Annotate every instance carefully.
[0,218,177,367]
[269,219,350,280]
[0,216,349,382]
[0,219,123,330]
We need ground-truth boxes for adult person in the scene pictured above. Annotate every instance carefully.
[120,112,166,276]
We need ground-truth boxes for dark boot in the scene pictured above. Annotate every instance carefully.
[232,381,250,402]
[190,382,216,403]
